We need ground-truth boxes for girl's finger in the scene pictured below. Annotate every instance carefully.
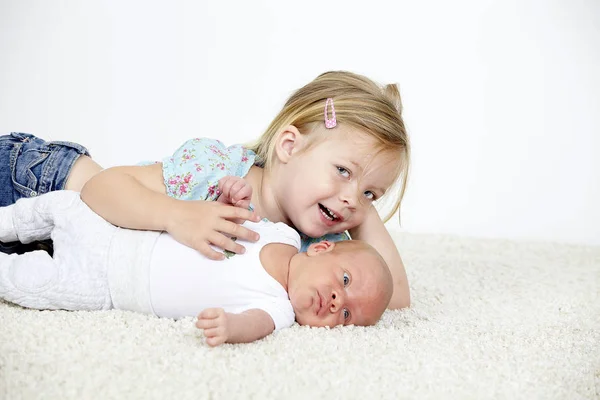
[208,231,247,255]
[217,219,260,243]
[195,241,226,261]
[218,204,260,222]
[235,199,251,210]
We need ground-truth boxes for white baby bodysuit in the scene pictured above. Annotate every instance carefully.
[0,191,298,330]
[149,221,298,330]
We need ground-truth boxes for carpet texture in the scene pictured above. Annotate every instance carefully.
[1,232,599,399]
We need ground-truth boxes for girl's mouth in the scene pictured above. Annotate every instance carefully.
[318,204,338,221]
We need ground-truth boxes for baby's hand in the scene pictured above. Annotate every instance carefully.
[196,308,230,347]
[216,176,252,210]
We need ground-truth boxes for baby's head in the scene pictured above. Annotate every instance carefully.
[287,240,393,328]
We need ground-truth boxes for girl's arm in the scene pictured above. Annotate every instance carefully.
[349,206,410,309]
[80,164,261,260]
[195,308,275,346]
[81,163,171,230]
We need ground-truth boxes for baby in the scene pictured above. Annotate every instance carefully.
[0,178,393,346]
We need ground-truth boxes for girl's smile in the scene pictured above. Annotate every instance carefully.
[317,203,343,226]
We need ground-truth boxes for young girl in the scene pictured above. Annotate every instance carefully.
[0,71,411,309]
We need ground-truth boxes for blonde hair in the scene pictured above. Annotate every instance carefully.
[246,71,410,223]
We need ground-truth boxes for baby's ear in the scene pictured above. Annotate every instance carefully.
[275,125,302,163]
[307,240,335,256]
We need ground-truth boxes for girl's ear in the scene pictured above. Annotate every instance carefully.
[275,125,302,164]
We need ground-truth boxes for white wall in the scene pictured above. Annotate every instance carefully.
[1,0,598,245]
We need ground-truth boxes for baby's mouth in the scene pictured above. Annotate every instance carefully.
[318,203,338,221]
[316,291,324,315]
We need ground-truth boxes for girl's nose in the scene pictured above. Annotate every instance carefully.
[339,185,358,208]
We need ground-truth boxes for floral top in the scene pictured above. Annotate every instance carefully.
[149,138,350,252]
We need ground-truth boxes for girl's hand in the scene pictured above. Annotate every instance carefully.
[165,200,261,260]
[81,164,260,260]
[216,176,253,210]
[196,308,230,347]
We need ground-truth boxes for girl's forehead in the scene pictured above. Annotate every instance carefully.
[325,125,377,147]
[327,138,400,183]
[323,127,391,160]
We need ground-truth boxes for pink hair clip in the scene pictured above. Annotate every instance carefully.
[324,98,337,129]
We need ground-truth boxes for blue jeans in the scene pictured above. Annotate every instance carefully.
[0,132,90,254]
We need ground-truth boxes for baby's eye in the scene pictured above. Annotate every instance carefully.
[343,272,350,287]
[336,166,350,178]
[343,308,350,321]
[364,190,376,201]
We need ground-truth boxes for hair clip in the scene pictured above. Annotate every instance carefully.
[324,98,337,129]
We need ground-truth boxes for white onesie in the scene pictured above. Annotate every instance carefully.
[0,191,297,330]
[149,222,297,330]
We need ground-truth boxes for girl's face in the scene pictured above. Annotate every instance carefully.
[275,125,400,238]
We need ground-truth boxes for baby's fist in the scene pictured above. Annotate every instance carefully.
[217,176,252,209]
[196,308,230,347]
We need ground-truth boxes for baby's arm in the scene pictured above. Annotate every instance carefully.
[195,308,275,346]
[349,206,410,309]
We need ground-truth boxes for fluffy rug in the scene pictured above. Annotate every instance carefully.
[1,232,599,399]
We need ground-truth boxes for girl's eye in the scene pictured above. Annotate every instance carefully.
[336,166,350,178]
[364,190,376,201]
[343,272,350,287]
[343,308,350,320]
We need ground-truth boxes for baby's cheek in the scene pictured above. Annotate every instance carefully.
[294,311,310,326]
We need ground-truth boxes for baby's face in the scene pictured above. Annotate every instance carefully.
[287,243,388,328]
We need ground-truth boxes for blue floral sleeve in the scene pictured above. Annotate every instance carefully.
[161,138,255,201]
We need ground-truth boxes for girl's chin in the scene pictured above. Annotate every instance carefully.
[300,227,327,239]
[293,209,331,236]
[292,219,324,238]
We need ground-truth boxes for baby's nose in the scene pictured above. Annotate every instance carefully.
[329,290,344,312]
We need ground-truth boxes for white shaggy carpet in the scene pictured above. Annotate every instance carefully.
[1,231,599,400]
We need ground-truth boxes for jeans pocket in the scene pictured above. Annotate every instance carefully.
[11,145,51,197]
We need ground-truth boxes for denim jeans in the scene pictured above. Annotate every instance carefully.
[0,132,90,254]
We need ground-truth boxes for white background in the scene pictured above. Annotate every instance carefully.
[1,0,598,245]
